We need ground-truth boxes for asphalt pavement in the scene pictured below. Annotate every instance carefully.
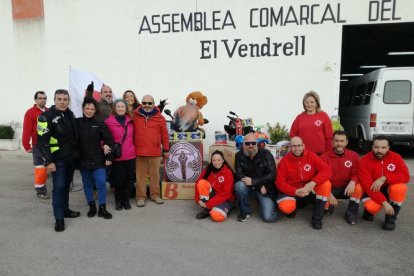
[0,149,413,275]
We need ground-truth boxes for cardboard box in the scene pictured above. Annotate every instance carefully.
[161,182,195,200]
[222,147,239,171]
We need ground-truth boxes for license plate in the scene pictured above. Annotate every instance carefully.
[381,124,406,132]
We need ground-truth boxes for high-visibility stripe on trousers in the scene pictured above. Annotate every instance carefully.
[34,166,47,188]
[362,183,407,215]
[210,201,233,222]
[314,180,331,201]
[349,183,363,203]
[196,179,213,202]
[325,183,363,209]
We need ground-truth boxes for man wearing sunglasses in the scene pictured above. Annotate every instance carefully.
[22,91,50,199]
[133,95,170,207]
[234,133,278,222]
[275,136,332,230]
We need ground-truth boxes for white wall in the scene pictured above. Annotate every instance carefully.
[1,0,413,147]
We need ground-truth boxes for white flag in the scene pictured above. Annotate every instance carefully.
[69,67,104,117]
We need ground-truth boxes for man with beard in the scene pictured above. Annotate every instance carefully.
[320,131,362,225]
[234,133,278,222]
[276,136,331,230]
[95,85,114,121]
[358,136,409,230]
[37,89,81,232]
[22,91,50,199]
[133,95,169,207]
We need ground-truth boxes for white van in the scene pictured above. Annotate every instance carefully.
[339,67,414,153]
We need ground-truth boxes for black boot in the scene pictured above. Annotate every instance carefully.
[123,200,131,210]
[115,201,123,211]
[312,199,325,230]
[55,219,65,232]
[383,203,401,231]
[196,208,210,219]
[64,209,81,218]
[345,200,360,225]
[98,204,113,219]
[87,201,97,218]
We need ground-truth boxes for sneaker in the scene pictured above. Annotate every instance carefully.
[151,197,164,205]
[383,221,396,231]
[237,213,251,222]
[312,221,322,230]
[136,200,145,207]
[344,214,357,225]
[37,193,50,200]
[196,209,210,219]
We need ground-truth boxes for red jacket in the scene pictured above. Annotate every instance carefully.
[320,149,359,188]
[290,111,333,155]
[22,104,48,151]
[105,114,136,161]
[358,151,410,204]
[133,106,169,156]
[276,149,332,196]
[195,164,235,209]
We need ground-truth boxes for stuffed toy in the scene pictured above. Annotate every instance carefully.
[172,91,208,132]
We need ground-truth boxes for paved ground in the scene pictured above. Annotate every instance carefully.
[0,149,413,275]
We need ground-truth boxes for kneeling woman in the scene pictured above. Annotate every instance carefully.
[77,98,114,219]
[194,150,235,222]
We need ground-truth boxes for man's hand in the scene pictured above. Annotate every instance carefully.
[260,186,267,195]
[26,149,33,153]
[162,152,170,159]
[46,162,56,173]
[198,200,206,208]
[371,176,386,192]
[344,181,356,197]
[242,177,252,186]
[329,194,338,206]
[295,187,308,198]
[382,201,395,215]
[303,181,316,194]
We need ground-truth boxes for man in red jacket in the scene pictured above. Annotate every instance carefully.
[321,130,362,225]
[358,136,409,230]
[133,95,170,207]
[22,91,49,199]
[276,136,332,229]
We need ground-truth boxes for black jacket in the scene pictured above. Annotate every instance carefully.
[235,148,277,199]
[76,116,114,170]
[37,106,79,164]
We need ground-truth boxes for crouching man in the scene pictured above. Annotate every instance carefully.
[358,136,409,230]
[276,136,332,230]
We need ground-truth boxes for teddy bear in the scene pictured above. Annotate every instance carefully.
[172,91,208,132]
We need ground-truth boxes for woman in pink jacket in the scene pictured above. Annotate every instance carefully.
[105,100,136,210]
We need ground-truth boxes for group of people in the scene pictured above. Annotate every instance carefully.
[23,88,409,232]
[195,92,409,231]
[23,86,169,232]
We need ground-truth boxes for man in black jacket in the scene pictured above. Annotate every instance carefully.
[234,133,279,222]
[37,89,81,232]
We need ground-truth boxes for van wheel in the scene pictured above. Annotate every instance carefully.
[357,132,371,154]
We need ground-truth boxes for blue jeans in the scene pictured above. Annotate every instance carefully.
[80,168,107,206]
[51,160,75,220]
[234,180,278,222]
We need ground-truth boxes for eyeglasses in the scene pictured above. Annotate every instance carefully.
[290,144,303,148]
[244,141,257,146]
[142,102,153,105]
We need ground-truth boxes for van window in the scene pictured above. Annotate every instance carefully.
[351,83,366,106]
[362,81,376,105]
[342,86,355,107]
[383,81,411,104]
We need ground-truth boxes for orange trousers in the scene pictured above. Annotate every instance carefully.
[363,183,407,215]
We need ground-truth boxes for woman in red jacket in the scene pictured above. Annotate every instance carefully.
[290,91,333,155]
[195,150,235,222]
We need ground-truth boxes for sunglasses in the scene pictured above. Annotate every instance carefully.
[244,141,257,146]
[142,102,153,105]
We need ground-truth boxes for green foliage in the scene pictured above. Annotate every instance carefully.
[267,122,290,144]
[0,125,15,139]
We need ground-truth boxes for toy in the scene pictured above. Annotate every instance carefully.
[172,91,208,132]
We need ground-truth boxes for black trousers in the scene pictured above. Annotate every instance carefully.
[111,159,135,203]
